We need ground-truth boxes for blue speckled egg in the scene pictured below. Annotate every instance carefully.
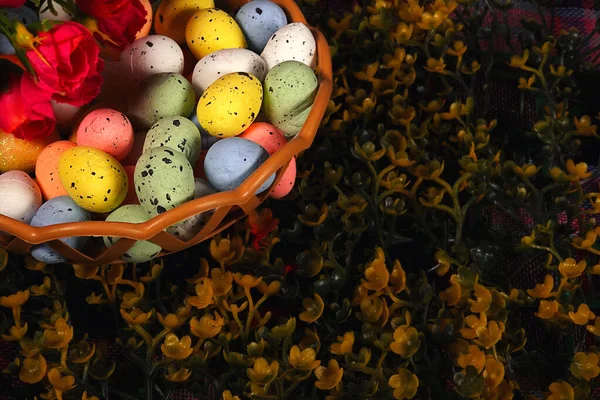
[5,6,38,26]
[204,137,275,194]
[29,196,91,264]
[235,0,287,53]
[0,34,15,55]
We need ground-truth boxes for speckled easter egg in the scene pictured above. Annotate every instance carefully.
[0,130,59,173]
[166,178,216,241]
[134,147,195,217]
[58,147,128,213]
[30,196,90,264]
[239,122,286,154]
[191,48,266,95]
[263,61,318,137]
[197,72,262,138]
[103,205,162,263]
[120,35,184,84]
[0,171,42,223]
[6,6,38,25]
[127,73,196,129]
[155,0,215,44]
[271,156,296,198]
[235,0,287,53]
[135,0,154,39]
[189,111,220,150]
[35,140,77,200]
[260,23,316,71]
[204,137,275,193]
[76,109,134,161]
[39,0,73,21]
[143,117,202,165]
[185,8,246,60]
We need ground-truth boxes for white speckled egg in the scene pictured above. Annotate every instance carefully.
[260,22,316,71]
[120,35,185,84]
[134,147,195,217]
[192,48,266,95]
[143,116,202,165]
[204,137,275,194]
[0,171,42,223]
[235,0,288,53]
[104,205,162,263]
[30,196,90,264]
[167,178,216,241]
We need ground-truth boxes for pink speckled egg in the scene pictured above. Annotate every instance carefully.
[76,109,134,161]
[270,157,296,199]
[122,131,148,166]
[122,165,139,205]
[240,122,287,155]
[35,140,77,200]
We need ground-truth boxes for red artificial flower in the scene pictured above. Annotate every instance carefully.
[248,208,280,250]
[77,0,147,49]
[26,21,104,107]
[0,73,56,141]
[0,0,26,7]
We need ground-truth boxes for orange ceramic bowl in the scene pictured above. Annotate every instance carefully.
[0,0,332,264]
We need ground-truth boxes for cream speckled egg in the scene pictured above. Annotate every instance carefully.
[120,35,185,84]
[185,8,246,60]
[192,48,266,95]
[58,147,128,213]
[260,22,316,71]
[197,72,263,137]
[0,171,42,223]
[155,0,215,44]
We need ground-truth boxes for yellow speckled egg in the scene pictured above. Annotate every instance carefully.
[197,72,263,137]
[58,147,128,213]
[185,8,246,60]
[155,0,215,44]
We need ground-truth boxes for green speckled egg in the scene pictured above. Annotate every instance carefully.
[127,73,196,130]
[262,61,318,137]
[143,117,202,165]
[134,146,195,217]
[197,72,263,138]
[103,205,162,263]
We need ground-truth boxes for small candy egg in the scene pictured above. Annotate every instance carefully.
[127,73,196,129]
[76,109,134,161]
[192,48,266,95]
[135,0,154,40]
[143,117,202,165]
[104,205,162,263]
[155,0,215,44]
[58,147,129,213]
[35,140,77,200]
[134,147,195,217]
[204,137,275,194]
[38,0,73,21]
[6,6,38,25]
[270,156,296,199]
[167,178,216,241]
[120,35,185,84]
[235,0,287,53]
[185,8,246,60]
[122,131,148,166]
[0,130,59,174]
[122,166,139,205]
[189,111,220,150]
[197,72,263,138]
[260,22,316,71]
[263,61,318,137]
[30,196,90,264]
[240,122,286,155]
[0,171,42,223]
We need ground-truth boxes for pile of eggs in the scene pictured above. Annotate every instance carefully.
[0,0,319,264]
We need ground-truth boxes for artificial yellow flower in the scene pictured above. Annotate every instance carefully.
[433,249,452,276]
[120,282,145,308]
[257,281,282,296]
[517,75,536,90]
[161,334,193,360]
[513,164,538,178]
[483,356,505,388]
[299,327,321,353]
[446,40,467,57]
[189,312,224,340]
[210,235,244,265]
[82,391,100,400]
[327,15,352,40]
[390,325,421,358]
[19,354,47,384]
[0,289,30,308]
[461,60,481,74]
[388,260,407,293]
[469,284,492,313]
[120,308,152,326]
[31,276,52,296]
[569,304,595,325]
[206,268,233,297]
[330,332,354,355]
[558,258,586,279]
[587,317,600,336]
[299,293,324,323]
[357,297,385,323]
[187,281,214,309]
[457,345,485,373]
[390,22,414,43]
[547,381,574,400]
[43,318,73,349]
[388,368,419,399]
[314,359,344,390]
[140,261,163,283]
[573,115,597,136]
[157,306,191,329]
[424,57,447,73]
[565,159,592,179]
[247,357,279,385]
[222,390,241,400]
[234,273,263,288]
[508,49,530,69]
[526,275,554,299]
[460,313,487,340]
[72,264,99,279]
[363,257,389,291]
[535,300,559,319]
[298,203,329,226]
[69,336,95,364]
[572,229,598,250]
[482,379,516,400]
[48,368,76,400]
[289,345,320,371]
[164,365,192,383]
[2,324,28,341]
[474,320,504,349]
[440,281,462,306]
[570,352,599,381]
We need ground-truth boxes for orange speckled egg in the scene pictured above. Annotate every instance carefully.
[35,141,77,200]
[0,130,60,173]
[270,156,296,199]
[240,122,287,155]
[135,0,154,40]
[76,109,134,161]
[122,165,140,205]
